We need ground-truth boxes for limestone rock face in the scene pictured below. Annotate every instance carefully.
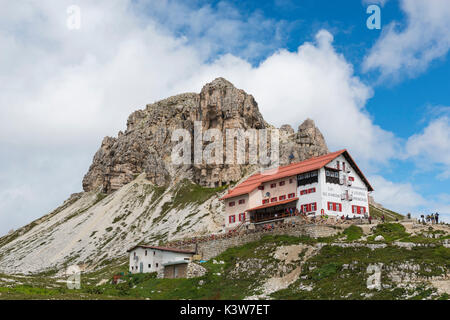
[82,78,329,193]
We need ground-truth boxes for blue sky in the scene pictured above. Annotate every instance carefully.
[0,0,449,235]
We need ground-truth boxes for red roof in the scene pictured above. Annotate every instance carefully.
[247,197,299,212]
[220,149,373,200]
[126,245,195,254]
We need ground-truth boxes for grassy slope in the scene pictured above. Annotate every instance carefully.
[369,204,404,221]
[1,225,449,300]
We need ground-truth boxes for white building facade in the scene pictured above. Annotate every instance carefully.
[221,150,373,230]
[127,245,195,275]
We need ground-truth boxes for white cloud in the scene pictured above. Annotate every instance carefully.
[369,175,427,213]
[174,30,400,170]
[363,0,450,79]
[0,1,401,235]
[405,116,450,179]
[370,175,450,223]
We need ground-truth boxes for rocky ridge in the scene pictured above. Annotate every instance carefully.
[82,78,328,193]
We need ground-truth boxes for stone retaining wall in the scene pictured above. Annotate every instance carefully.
[174,223,341,260]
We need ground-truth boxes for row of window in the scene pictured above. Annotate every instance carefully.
[325,170,340,178]
[131,263,159,271]
[299,187,316,195]
[144,250,156,257]
[352,205,366,214]
[301,202,317,213]
[228,199,246,207]
[264,178,294,189]
[336,161,346,172]
[229,212,246,223]
[262,193,296,205]
[328,202,343,212]
[298,171,318,180]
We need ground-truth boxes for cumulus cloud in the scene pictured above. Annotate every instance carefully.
[369,175,450,222]
[363,0,450,79]
[369,175,427,213]
[405,116,450,179]
[177,30,399,169]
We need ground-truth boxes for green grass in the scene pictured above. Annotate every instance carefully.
[1,232,449,300]
[369,204,404,222]
[343,225,364,241]
[367,223,410,242]
[271,244,450,300]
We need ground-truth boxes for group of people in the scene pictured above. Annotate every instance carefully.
[419,213,440,224]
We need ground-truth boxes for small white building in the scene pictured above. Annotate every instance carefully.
[127,245,195,278]
[220,149,374,230]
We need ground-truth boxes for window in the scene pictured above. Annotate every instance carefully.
[279,195,286,201]
[271,197,277,202]
[153,251,155,256]
[300,190,308,196]
[270,183,276,188]
[288,193,295,198]
[145,250,147,256]
[325,169,340,184]
[262,199,269,204]
[343,162,346,172]
[238,199,245,205]
[349,176,355,181]
[134,252,136,257]
[308,187,316,193]
[279,181,285,186]
[337,161,340,170]
[289,178,293,184]
[148,264,151,268]
[328,202,342,212]
[156,263,159,268]
[229,201,235,207]
[239,212,245,221]
[301,202,317,213]
[258,186,264,190]
[352,206,366,214]
[229,215,236,223]
[297,170,319,186]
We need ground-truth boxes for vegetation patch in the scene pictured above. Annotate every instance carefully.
[343,225,364,241]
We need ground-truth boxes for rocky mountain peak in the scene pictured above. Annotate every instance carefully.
[82,78,328,193]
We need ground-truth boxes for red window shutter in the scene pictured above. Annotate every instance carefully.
[339,204,342,212]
